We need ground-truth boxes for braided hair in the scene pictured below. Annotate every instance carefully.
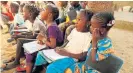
[92,12,115,31]
[46,5,59,21]
[24,3,40,20]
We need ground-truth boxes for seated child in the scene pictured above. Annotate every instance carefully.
[7,2,25,42]
[80,1,88,9]
[11,3,46,41]
[56,1,68,24]
[0,3,46,70]
[49,12,115,73]
[58,1,82,43]
[33,9,93,73]
[25,4,63,73]
[1,1,14,32]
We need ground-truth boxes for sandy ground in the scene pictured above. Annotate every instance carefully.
[0,26,133,73]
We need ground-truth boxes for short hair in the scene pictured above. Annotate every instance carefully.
[80,9,94,21]
[47,5,59,21]
[24,3,40,20]
[20,3,25,8]
[92,12,115,31]
[1,1,8,5]
[10,2,19,13]
[60,1,68,8]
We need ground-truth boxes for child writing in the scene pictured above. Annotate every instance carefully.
[33,9,93,73]
[58,12,115,73]
[25,4,63,73]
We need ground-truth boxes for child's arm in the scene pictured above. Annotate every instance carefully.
[91,28,100,62]
[36,32,56,48]
[91,48,97,62]
[60,40,69,48]
[56,48,88,59]
[68,51,88,60]
[45,37,56,48]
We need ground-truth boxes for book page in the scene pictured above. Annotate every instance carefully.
[43,49,68,61]
[23,41,46,54]
[12,29,29,32]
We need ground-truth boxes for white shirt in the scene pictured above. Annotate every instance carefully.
[24,18,46,35]
[64,28,92,54]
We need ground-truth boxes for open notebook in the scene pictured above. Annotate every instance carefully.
[43,49,68,62]
[12,29,29,32]
[23,41,46,54]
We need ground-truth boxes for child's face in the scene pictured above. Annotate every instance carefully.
[75,12,88,31]
[40,7,51,21]
[90,18,106,36]
[20,6,23,13]
[23,7,30,20]
[70,1,79,7]
[57,1,63,8]
[10,6,15,13]
[80,1,87,9]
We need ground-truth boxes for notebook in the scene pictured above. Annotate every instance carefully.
[23,41,46,54]
[42,49,68,61]
[12,29,29,32]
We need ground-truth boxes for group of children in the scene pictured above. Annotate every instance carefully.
[1,1,115,73]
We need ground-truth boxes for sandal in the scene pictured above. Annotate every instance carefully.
[0,63,8,71]
[16,63,26,72]
[3,57,15,63]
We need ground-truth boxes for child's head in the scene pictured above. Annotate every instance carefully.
[10,2,19,14]
[23,3,40,21]
[19,3,25,14]
[57,1,68,8]
[90,12,115,36]
[40,5,59,22]
[1,1,8,5]
[75,9,93,31]
[80,1,87,9]
[70,1,79,7]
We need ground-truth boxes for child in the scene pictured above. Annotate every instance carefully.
[0,3,46,70]
[56,1,68,24]
[1,1,14,32]
[11,3,46,40]
[58,1,82,43]
[7,2,25,42]
[25,5,63,73]
[33,9,93,73]
[57,12,115,73]
[80,1,88,9]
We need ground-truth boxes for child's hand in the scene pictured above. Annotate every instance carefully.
[65,21,72,26]
[92,28,100,47]
[55,48,68,56]
[14,26,18,29]
[37,40,44,45]
[37,33,46,41]
[12,33,22,38]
